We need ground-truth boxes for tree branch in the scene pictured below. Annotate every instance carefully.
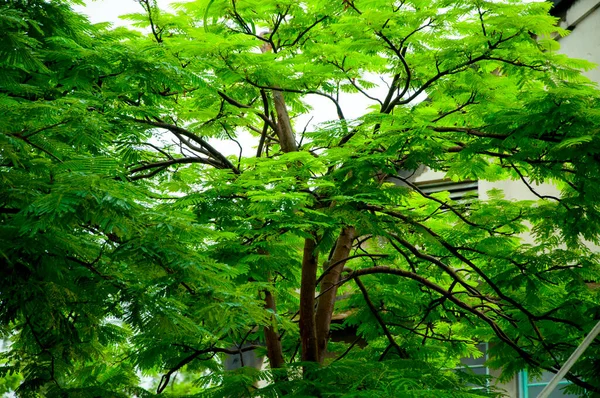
[387,234,482,298]
[284,15,329,47]
[316,253,389,287]
[333,336,362,362]
[388,173,511,236]
[241,80,345,121]
[340,266,535,364]
[375,31,411,113]
[139,0,163,43]
[129,157,220,175]
[386,32,525,110]
[133,118,240,174]
[218,91,279,133]
[263,289,287,373]
[509,162,565,204]
[256,89,271,157]
[370,205,580,329]
[354,276,408,358]
[157,345,261,393]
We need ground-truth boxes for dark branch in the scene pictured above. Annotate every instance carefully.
[354,276,408,358]
[333,336,362,362]
[21,120,69,139]
[240,80,345,121]
[285,15,329,47]
[257,89,271,157]
[129,165,169,181]
[129,157,220,175]
[316,253,389,287]
[133,118,240,174]
[218,91,278,133]
[157,345,261,393]
[375,31,411,113]
[340,266,535,364]
[509,162,565,204]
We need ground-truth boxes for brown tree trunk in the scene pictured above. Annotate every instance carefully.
[315,226,356,362]
[263,289,286,370]
[299,238,319,362]
[259,34,297,154]
[266,81,355,369]
[272,90,298,153]
[261,89,297,371]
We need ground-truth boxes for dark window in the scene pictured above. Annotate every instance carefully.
[456,343,489,389]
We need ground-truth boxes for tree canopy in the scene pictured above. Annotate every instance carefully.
[2,0,600,396]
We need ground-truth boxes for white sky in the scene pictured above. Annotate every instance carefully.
[75,0,155,26]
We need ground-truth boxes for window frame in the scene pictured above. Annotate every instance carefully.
[519,370,573,398]
[455,342,491,390]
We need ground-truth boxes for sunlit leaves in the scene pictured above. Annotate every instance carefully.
[3,0,600,396]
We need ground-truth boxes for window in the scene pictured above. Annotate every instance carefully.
[519,370,577,398]
[457,343,490,389]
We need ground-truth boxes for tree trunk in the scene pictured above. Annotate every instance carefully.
[262,89,297,371]
[272,90,298,153]
[263,289,286,370]
[299,238,319,362]
[314,226,356,362]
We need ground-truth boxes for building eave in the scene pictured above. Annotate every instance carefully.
[550,0,577,16]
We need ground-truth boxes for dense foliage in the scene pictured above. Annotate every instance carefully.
[2,0,600,396]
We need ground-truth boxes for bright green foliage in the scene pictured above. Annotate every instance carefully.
[2,0,600,396]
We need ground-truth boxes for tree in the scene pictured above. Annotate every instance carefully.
[2,0,600,396]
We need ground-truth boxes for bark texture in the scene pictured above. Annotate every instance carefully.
[299,238,319,362]
[263,289,286,369]
[272,90,298,153]
[315,226,356,361]
[261,87,297,370]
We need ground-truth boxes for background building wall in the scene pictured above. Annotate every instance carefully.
[555,0,600,83]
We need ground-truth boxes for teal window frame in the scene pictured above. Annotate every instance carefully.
[519,370,573,398]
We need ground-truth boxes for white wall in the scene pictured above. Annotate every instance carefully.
[559,0,600,83]
[479,0,600,204]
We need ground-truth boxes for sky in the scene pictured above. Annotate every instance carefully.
[74,0,153,27]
